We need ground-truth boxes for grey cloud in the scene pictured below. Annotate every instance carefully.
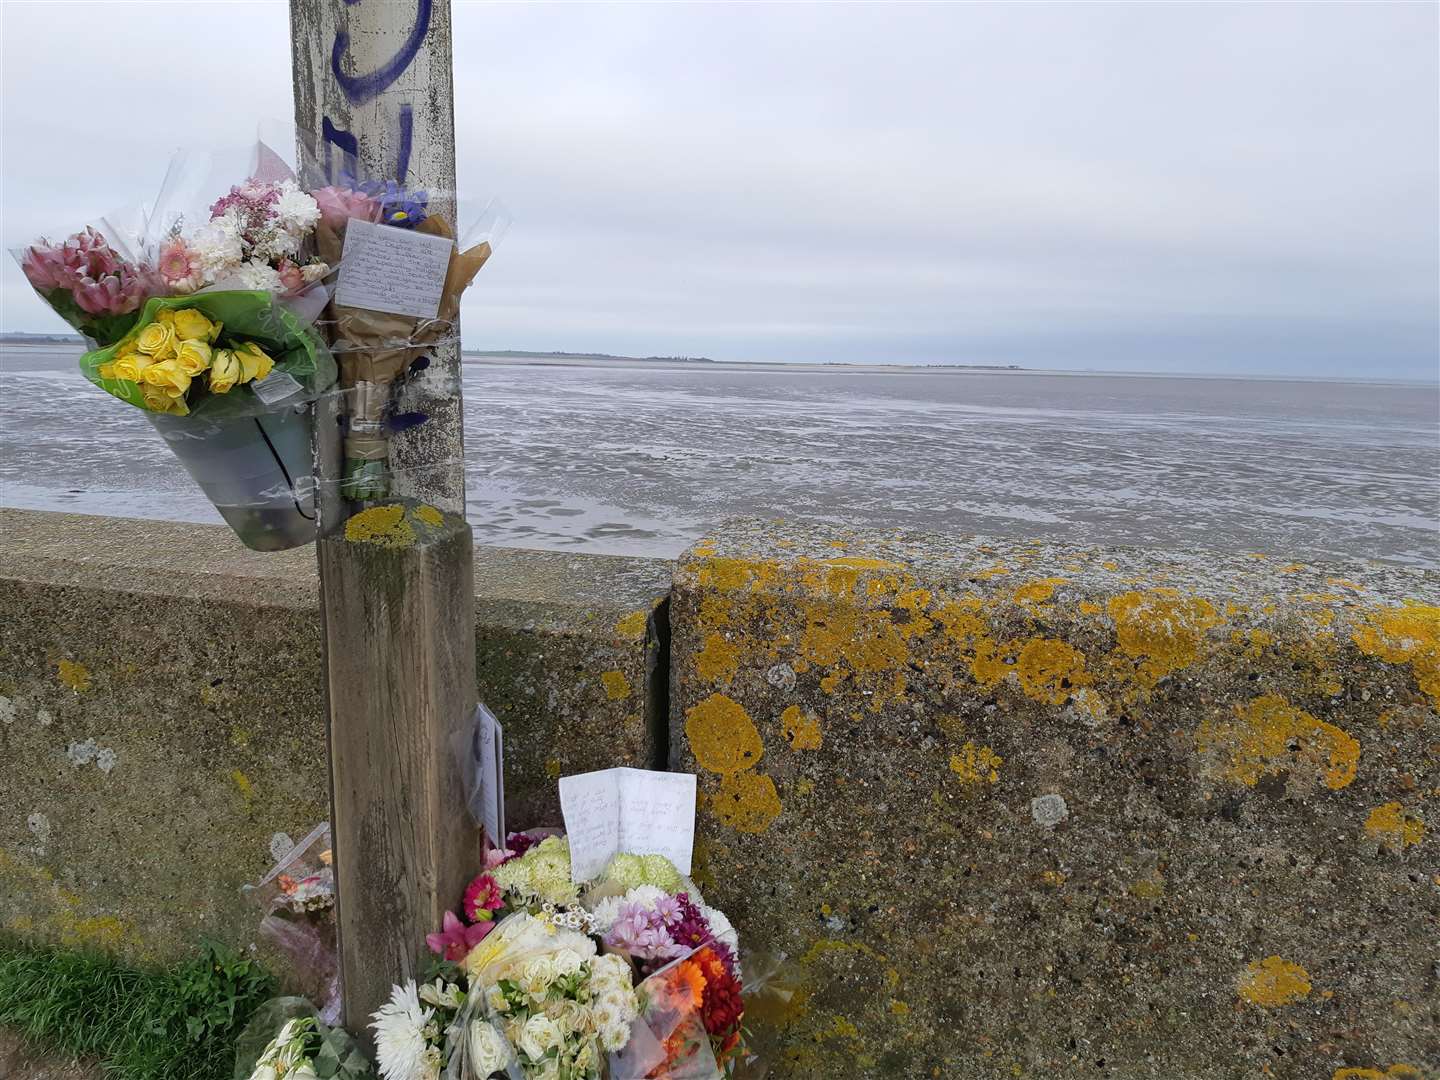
[3,1,1436,377]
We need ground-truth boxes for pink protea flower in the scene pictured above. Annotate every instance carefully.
[311,185,382,228]
[425,909,493,963]
[462,873,501,922]
[20,244,70,289]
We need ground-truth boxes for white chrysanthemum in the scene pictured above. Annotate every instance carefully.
[289,1065,318,1080]
[591,952,632,991]
[600,1017,632,1053]
[248,1066,278,1080]
[275,180,321,234]
[236,260,283,291]
[468,1020,515,1076]
[587,894,624,935]
[371,980,436,1080]
[702,904,738,951]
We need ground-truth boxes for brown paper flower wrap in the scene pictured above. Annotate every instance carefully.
[314,213,491,500]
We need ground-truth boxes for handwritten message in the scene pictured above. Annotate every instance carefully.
[559,768,696,882]
[334,218,453,319]
[452,703,506,847]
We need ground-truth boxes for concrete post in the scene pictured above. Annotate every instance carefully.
[287,0,478,1036]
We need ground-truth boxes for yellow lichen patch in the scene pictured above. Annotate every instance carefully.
[413,504,444,527]
[1129,874,1165,899]
[1108,589,1222,687]
[686,694,765,775]
[949,741,1003,784]
[695,556,780,593]
[781,705,823,750]
[976,563,1010,580]
[1040,869,1066,887]
[544,758,562,779]
[892,588,935,640]
[614,609,649,641]
[231,769,254,807]
[695,632,742,683]
[1197,694,1359,791]
[970,638,1009,688]
[888,999,910,1016]
[344,505,414,548]
[56,659,91,692]
[712,770,782,832]
[1333,1067,1425,1080]
[1352,602,1440,706]
[1237,955,1311,1006]
[1364,802,1424,850]
[600,670,631,701]
[1012,577,1067,605]
[1015,637,1092,705]
[1079,600,1103,616]
[1230,628,1273,659]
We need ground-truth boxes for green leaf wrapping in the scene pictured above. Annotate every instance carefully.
[78,291,336,419]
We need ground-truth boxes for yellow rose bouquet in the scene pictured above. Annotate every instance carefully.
[80,292,337,550]
[85,292,332,419]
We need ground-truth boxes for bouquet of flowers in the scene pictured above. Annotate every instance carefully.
[18,226,163,345]
[11,146,340,551]
[234,1000,374,1080]
[360,829,753,1080]
[307,174,496,501]
[243,825,341,1024]
[158,173,330,297]
[83,293,331,418]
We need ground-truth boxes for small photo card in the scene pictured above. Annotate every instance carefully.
[334,218,453,320]
[559,767,696,882]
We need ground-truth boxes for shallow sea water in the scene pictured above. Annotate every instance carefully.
[3,343,1436,568]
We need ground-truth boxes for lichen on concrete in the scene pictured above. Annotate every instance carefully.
[0,509,669,966]
[670,518,1439,1078]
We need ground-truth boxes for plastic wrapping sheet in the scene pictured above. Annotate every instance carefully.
[242,824,341,1024]
[231,997,374,1080]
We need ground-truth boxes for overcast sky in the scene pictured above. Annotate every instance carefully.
[3,1,1436,377]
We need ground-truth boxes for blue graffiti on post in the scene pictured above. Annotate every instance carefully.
[330,0,432,105]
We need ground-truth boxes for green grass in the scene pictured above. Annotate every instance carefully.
[0,935,275,1080]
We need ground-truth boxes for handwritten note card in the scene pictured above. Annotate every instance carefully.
[559,768,696,882]
[334,219,453,319]
[453,703,506,847]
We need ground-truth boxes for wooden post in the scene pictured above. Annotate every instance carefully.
[288,0,478,1035]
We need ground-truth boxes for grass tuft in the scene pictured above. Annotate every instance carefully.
[0,934,275,1080]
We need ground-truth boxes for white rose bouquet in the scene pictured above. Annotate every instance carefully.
[482,947,638,1080]
[235,1005,374,1080]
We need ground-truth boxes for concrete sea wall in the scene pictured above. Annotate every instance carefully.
[0,508,666,962]
[4,507,1437,1078]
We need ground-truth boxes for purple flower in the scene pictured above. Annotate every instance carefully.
[606,901,689,962]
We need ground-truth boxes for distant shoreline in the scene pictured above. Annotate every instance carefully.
[1,335,1432,386]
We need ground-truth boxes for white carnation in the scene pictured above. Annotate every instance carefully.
[236,260,283,291]
[190,213,243,280]
[275,180,321,234]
